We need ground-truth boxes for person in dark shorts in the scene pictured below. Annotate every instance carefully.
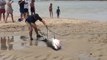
[56,6,60,18]
[24,0,29,19]
[30,0,35,15]
[25,13,48,45]
[18,0,25,20]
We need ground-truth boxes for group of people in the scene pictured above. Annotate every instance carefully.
[18,0,36,21]
[0,0,14,23]
[18,0,48,45]
[49,3,61,18]
[0,0,61,23]
[0,0,61,46]
[0,0,35,23]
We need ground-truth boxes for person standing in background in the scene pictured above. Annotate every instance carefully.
[49,3,53,18]
[30,0,35,15]
[5,0,14,23]
[0,0,6,22]
[56,6,60,18]
[24,0,29,19]
[18,0,25,21]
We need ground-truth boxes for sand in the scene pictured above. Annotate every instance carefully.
[0,17,107,60]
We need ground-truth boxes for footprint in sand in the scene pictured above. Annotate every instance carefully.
[5,56,17,60]
[41,53,51,60]
[59,56,65,60]
[97,57,102,60]
[53,56,71,60]
[60,56,73,60]
[53,56,59,59]
[16,58,24,60]
[35,53,51,60]
[1,55,12,60]
[98,54,103,57]
[0,54,5,58]
[35,55,42,59]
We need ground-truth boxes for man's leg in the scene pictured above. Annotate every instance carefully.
[29,25,33,40]
[51,11,53,18]
[21,13,24,21]
[0,13,1,21]
[31,23,40,37]
[26,22,33,40]
[5,13,9,23]
[20,13,22,20]
[29,26,33,45]
[3,13,5,22]
[26,22,33,45]
[10,13,14,22]
[31,23,41,46]
[50,12,51,17]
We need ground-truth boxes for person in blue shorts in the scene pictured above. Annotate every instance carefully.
[18,0,25,20]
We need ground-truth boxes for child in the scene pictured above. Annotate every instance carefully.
[5,0,14,23]
[56,6,60,18]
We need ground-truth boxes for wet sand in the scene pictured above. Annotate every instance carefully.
[0,17,107,60]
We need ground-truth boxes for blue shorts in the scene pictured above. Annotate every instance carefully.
[20,8,24,13]
[24,8,28,13]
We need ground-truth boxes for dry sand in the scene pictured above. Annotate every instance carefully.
[0,17,107,60]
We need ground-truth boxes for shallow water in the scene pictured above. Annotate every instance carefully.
[0,36,47,50]
[12,1,107,21]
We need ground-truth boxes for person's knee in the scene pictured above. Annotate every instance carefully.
[30,29,33,32]
[29,27,33,32]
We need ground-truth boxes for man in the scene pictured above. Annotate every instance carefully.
[18,0,25,21]
[30,0,35,15]
[24,0,29,19]
[0,0,6,22]
[25,13,48,45]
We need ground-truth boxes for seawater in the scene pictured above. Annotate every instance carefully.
[12,1,107,21]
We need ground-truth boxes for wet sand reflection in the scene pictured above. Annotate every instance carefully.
[0,36,14,50]
[0,36,47,50]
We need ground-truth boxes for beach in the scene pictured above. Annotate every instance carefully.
[0,17,107,60]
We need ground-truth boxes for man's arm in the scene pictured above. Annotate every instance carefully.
[10,1,14,4]
[35,14,48,29]
[41,20,48,29]
[18,1,23,5]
